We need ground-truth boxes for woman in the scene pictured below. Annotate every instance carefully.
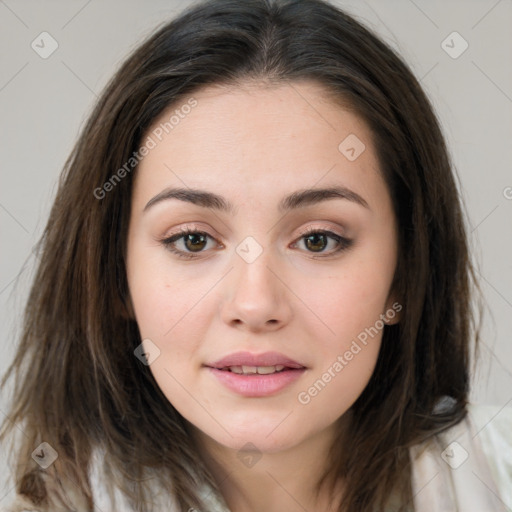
[1,0,511,510]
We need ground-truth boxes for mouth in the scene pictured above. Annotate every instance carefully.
[206,350,306,370]
[214,364,295,375]
[204,351,307,397]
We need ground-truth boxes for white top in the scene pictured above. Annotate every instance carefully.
[3,403,511,511]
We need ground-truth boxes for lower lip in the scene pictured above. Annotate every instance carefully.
[206,367,306,397]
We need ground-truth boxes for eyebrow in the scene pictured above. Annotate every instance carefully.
[143,185,370,214]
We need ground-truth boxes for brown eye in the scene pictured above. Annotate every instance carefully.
[161,229,219,259]
[294,229,353,257]
[304,233,328,252]
[183,233,208,252]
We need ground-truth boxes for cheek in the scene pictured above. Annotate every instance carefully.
[127,244,214,340]
[295,290,384,424]
[294,251,394,416]
[295,341,381,434]
[292,266,393,357]
[291,225,396,338]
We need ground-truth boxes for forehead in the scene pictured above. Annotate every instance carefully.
[133,80,387,213]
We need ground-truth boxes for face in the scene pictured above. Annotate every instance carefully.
[126,80,400,455]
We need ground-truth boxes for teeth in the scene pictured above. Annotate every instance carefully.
[226,364,287,375]
[255,366,276,375]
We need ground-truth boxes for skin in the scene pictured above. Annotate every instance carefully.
[126,80,401,511]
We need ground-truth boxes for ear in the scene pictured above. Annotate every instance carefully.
[383,293,402,325]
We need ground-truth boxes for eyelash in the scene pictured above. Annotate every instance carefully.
[160,226,353,260]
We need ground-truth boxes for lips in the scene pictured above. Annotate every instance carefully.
[223,364,286,375]
[205,351,306,397]
[206,351,305,370]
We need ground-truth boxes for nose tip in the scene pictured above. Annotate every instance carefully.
[221,253,293,332]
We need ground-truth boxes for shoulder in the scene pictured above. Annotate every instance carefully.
[2,446,229,512]
[410,402,512,512]
[88,447,228,512]
[466,403,512,503]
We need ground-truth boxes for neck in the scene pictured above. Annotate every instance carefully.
[192,420,347,512]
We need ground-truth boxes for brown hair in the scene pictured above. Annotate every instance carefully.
[1,0,482,510]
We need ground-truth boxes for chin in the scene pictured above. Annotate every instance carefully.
[226,431,302,454]
[195,413,315,454]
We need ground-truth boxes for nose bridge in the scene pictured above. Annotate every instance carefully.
[220,235,292,330]
[236,242,275,295]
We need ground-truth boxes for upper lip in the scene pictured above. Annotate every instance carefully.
[206,351,305,369]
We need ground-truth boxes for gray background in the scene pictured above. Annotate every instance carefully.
[1,0,511,504]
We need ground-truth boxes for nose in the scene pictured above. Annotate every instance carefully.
[220,248,293,333]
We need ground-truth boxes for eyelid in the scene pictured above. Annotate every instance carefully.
[160,223,352,259]
[159,226,222,260]
[294,224,346,239]
[290,226,353,258]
